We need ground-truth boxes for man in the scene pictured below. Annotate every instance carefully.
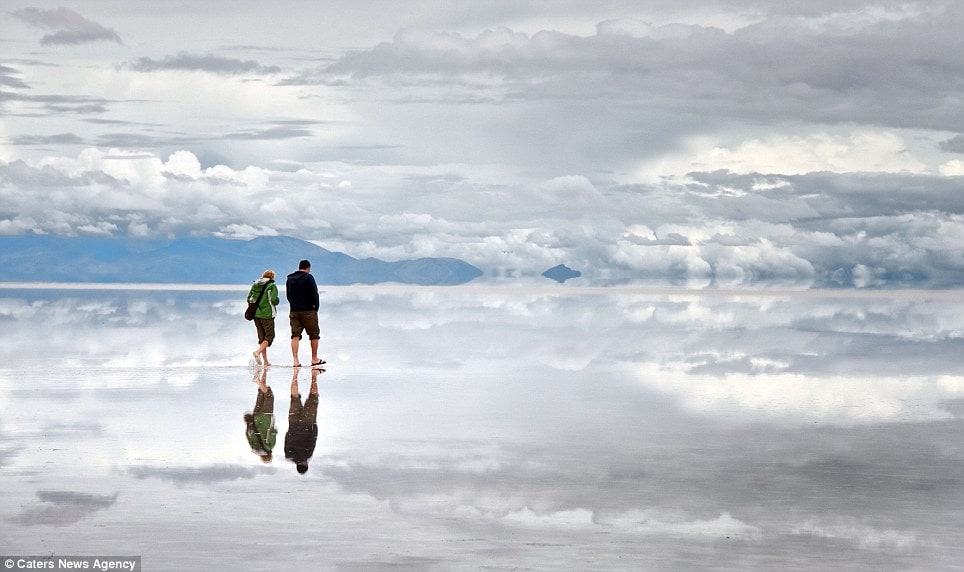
[285,259,325,367]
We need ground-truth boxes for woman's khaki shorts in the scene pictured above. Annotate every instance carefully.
[254,317,275,346]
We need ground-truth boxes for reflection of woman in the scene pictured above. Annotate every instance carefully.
[244,369,277,463]
[248,270,280,366]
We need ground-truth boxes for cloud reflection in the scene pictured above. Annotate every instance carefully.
[1,287,962,568]
[10,490,118,527]
[128,464,276,486]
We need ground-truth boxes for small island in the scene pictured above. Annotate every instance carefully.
[542,264,582,283]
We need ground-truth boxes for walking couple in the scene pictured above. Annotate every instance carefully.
[247,259,327,368]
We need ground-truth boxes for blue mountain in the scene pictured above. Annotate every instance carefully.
[0,235,483,286]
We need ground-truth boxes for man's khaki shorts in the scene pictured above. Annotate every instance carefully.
[289,310,320,340]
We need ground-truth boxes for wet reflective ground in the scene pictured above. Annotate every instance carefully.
[1,286,963,570]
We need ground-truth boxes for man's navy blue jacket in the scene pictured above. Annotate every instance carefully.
[285,270,319,311]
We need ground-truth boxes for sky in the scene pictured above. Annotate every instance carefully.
[3,1,964,286]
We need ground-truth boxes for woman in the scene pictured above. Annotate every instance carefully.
[247,269,280,366]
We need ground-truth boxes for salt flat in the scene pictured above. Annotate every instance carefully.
[1,286,962,570]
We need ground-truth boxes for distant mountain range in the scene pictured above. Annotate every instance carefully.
[0,235,484,286]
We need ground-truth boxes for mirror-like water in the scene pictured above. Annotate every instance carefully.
[1,286,962,570]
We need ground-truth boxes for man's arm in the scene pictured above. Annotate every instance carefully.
[309,275,320,309]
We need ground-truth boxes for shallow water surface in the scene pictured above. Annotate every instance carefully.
[1,286,962,570]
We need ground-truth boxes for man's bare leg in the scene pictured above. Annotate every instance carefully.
[310,338,321,365]
[291,337,301,367]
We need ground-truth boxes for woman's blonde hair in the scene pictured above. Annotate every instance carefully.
[262,270,276,280]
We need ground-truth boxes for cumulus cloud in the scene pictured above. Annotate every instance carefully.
[638,130,930,180]
[2,148,964,286]
[12,7,122,45]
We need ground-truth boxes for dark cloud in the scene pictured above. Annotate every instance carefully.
[93,132,177,148]
[125,52,282,75]
[84,118,141,125]
[0,90,111,115]
[88,122,320,148]
[11,133,86,146]
[310,6,964,132]
[91,126,313,148]
[939,134,964,153]
[12,7,122,46]
[0,65,30,89]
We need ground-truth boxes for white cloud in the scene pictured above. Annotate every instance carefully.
[638,130,930,180]
[3,146,964,286]
[938,159,964,176]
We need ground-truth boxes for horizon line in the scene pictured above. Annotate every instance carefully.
[1,281,962,299]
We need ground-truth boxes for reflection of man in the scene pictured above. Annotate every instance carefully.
[285,366,321,474]
[244,368,277,463]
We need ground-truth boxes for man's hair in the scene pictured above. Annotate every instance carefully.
[298,259,311,270]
